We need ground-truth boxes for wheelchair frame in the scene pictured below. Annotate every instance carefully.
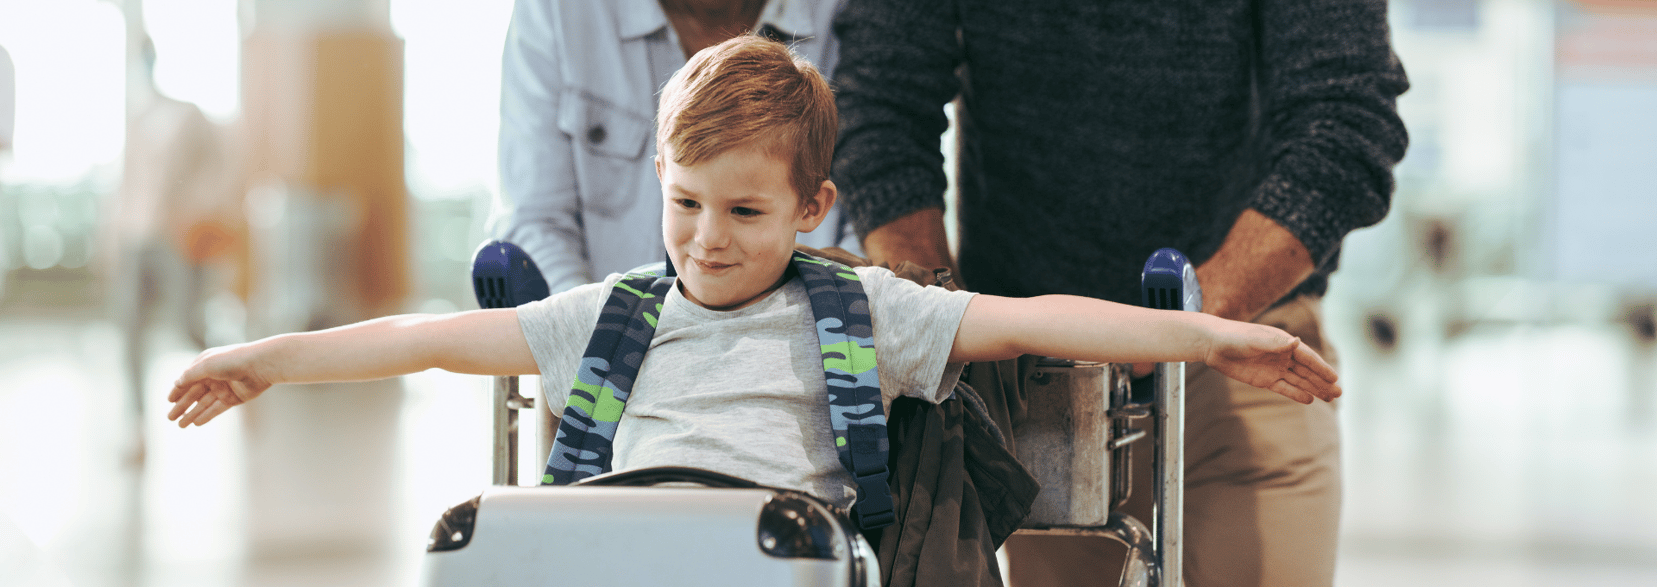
[473,244,1198,587]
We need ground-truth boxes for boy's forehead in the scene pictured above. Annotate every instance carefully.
[662,145,794,197]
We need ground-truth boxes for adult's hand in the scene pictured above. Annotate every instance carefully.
[862,207,958,283]
[1195,209,1316,324]
[1132,208,1315,377]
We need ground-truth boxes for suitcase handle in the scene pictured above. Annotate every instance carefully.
[574,466,762,489]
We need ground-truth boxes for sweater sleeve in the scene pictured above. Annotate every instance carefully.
[829,0,962,239]
[1251,0,1411,268]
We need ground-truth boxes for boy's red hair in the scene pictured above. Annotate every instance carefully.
[656,34,836,205]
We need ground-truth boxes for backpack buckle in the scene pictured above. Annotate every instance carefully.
[851,469,895,530]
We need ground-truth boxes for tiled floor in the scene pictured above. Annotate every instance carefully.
[1,267,1655,586]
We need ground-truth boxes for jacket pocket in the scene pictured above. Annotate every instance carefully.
[557,90,653,217]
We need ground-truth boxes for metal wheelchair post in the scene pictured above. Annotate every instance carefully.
[491,376,535,485]
[1151,361,1184,587]
[1143,248,1202,587]
[472,240,551,487]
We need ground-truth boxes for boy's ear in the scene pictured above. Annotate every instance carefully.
[795,179,837,232]
[654,155,664,180]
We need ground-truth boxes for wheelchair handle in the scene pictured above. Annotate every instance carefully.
[1141,247,1198,587]
[471,240,551,486]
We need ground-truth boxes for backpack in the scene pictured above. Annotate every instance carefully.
[539,250,897,531]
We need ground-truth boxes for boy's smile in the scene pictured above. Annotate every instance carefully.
[657,142,835,311]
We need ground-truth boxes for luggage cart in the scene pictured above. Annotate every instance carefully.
[1013,248,1200,587]
[421,243,1199,587]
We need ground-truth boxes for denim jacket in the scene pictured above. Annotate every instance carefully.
[492,0,853,294]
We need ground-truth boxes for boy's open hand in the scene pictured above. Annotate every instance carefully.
[168,343,275,428]
[1203,322,1341,404]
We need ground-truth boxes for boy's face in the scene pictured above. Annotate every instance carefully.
[657,143,834,311]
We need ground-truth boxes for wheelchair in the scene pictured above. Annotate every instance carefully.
[418,243,1200,587]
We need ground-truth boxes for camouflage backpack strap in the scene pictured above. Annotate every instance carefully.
[541,270,673,485]
[793,251,895,530]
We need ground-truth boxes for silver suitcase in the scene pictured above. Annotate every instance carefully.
[419,467,879,587]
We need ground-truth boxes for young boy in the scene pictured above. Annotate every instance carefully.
[167,35,1339,512]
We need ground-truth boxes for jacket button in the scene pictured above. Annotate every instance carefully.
[587,124,607,145]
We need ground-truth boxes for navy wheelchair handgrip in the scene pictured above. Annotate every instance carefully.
[471,240,551,309]
[1140,248,1202,313]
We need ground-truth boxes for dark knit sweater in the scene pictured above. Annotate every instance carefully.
[831,0,1409,304]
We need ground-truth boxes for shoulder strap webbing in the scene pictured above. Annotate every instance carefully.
[540,269,673,485]
[791,253,894,530]
[540,253,894,530]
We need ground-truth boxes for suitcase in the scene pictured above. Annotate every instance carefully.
[420,467,879,587]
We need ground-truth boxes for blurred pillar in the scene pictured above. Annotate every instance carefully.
[241,29,408,317]
[237,0,410,567]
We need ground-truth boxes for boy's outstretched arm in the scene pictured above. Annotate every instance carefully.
[167,309,538,427]
[949,295,1341,404]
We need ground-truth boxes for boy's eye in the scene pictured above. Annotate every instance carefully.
[732,207,762,218]
[676,198,700,210]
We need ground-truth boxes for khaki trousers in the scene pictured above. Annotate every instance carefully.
[1006,296,1341,587]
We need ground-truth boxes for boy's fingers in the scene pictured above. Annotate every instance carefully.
[226,380,259,405]
[169,360,211,401]
[195,401,234,426]
[178,398,208,428]
[1267,379,1314,404]
[1293,344,1338,384]
[1284,366,1338,401]
[169,383,207,421]
[180,385,221,426]
[1280,368,1321,395]
[1278,370,1326,402]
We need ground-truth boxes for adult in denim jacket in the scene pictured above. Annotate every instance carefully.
[491,0,854,294]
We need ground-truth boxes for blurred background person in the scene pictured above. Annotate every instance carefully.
[0,42,13,302]
[0,41,12,155]
[488,0,855,295]
[104,36,241,460]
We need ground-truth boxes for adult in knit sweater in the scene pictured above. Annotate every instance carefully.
[830,1,1408,585]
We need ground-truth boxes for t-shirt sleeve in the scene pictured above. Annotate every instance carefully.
[515,275,615,412]
[857,266,977,405]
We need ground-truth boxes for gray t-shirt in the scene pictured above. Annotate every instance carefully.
[517,265,976,507]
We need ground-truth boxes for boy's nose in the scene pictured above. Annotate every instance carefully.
[695,214,731,250]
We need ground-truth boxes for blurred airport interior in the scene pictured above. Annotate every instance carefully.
[1,0,1655,586]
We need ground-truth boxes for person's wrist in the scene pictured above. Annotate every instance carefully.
[862,208,953,271]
